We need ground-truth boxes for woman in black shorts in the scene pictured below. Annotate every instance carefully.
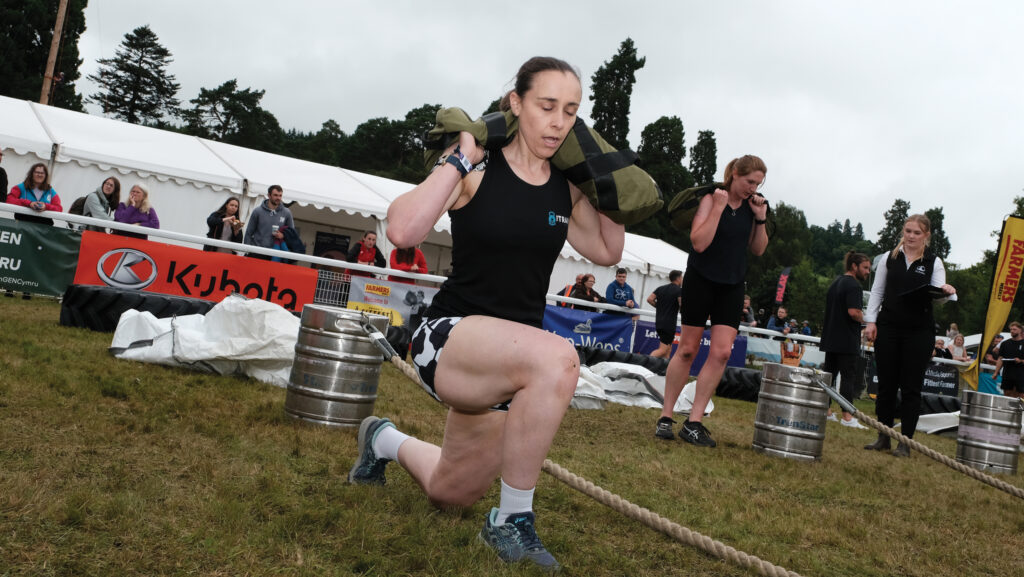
[655,155,769,447]
[347,57,625,571]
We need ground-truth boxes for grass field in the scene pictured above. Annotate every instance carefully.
[1,297,1022,577]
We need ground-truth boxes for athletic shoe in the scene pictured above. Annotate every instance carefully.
[679,420,717,447]
[826,413,840,423]
[478,508,560,571]
[840,417,868,430]
[347,416,394,485]
[655,417,676,440]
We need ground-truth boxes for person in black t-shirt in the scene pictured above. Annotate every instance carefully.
[863,214,956,457]
[995,322,1024,398]
[348,57,626,571]
[820,251,871,429]
[646,269,683,358]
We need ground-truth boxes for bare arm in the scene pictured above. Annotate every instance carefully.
[847,308,864,323]
[689,191,726,253]
[387,132,483,248]
[647,293,657,307]
[565,183,624,266]
[748,195,769,256]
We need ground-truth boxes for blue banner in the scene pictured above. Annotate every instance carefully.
[635,319,747,375]
[542,305,634,351]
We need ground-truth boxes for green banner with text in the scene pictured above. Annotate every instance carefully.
[0,220,80,297]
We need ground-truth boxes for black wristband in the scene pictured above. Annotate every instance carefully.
[445,145,473,178]
[755,219,767,225]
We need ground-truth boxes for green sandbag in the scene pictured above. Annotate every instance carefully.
[667,182,775,252]
[422,107,663,226]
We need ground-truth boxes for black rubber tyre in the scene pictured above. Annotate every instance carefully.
[919,392,961,415]
[575,346,670,375]
[715,367,761,402]
[60,284,215,332]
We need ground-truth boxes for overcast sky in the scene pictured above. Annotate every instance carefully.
[75,0,1024,267]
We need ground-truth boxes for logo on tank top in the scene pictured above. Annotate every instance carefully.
[913,265,927,275]
[548,211,569,226]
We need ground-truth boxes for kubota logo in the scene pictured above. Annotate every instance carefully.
[97,249,158,289]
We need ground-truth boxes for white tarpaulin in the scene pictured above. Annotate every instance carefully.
[109,295,300,387]
[573,362,713,415]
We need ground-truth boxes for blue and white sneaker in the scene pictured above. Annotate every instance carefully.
[347,416,394,485]
[478,508,560,571]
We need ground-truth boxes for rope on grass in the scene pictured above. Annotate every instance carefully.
[381,353,803,577]
[856,411,1024,500]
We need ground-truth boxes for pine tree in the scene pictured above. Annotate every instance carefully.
[88,25,180,124]
[689,130,718,185]
[876,198,911,253]
[589,38,645,150]
[924,207,951,261]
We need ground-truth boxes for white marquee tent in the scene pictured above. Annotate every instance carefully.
[0,95,687,303]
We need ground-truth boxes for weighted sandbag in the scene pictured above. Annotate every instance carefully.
[423,107,663,225]
[666,182,776,252]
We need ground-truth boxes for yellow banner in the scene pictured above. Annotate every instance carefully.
[962,215,1024,390]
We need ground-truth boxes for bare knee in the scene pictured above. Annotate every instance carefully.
[522,337,579,400]
[425,474,492,509]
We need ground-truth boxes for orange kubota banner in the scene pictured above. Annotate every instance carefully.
[73,231,317,312]
[962,215,1024,390]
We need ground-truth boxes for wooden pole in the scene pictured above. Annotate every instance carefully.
[39,0,70,105]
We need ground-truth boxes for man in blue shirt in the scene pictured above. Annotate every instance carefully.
[605,268,637,314]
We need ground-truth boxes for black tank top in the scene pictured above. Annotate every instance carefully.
[425,149,572,328]
[686,199,753,284]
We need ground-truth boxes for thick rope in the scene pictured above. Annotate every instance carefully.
[856,410,1024,500]
[381,353,803,577]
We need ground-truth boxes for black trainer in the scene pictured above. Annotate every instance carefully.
[680,420,717,447]
[655,417,676,440]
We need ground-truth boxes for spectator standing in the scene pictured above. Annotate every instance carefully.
[113,184,160,240]
[556,274,583,307]
[995,322,1024,398]
[646,269,683,359]
[604,267,637,314]
[655,155,769,446]
[568,274,605,312]
[81,177,120,232]
[864,214,956,457]
[389,245,428,283]
[205,197,244,253]
[766,306,788,333]
[985,335,1005,365]
[740,294,757,327]
[8,162,62,226]
[821,251,871,429]
[349,56,625,570]
[947,334,969,362]
[800,320,812,336]
[0,148,8,203]
[244,185,294,260]
[347,231,386,277]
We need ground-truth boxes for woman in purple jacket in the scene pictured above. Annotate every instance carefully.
[114,184,160,240]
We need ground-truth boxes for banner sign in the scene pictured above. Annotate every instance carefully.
[0,220,80,297]
[922,362,960,397]
[688,331,748,376]
[542,305,634,351]
[962,215,1024,390]
[633,319,679,356]
[346,276,438,327]
[775,266,792,305]
[73,231,317,311]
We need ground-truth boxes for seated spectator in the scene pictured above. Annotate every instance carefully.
[8,162,62,226]
[114,184,160,240]
[82,177,120,232]
[557,274,584,307]
[947,333,970,362]
[605,267,637,315]
[347,231,386,277]
[569,274,606,313]
[388,245,428,284]
[766,306,788,333]
[932,338,952,359]
[740,295,757,327]
[205,197,244,252]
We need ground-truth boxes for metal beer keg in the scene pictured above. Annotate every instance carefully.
[285,305,390,427]
[753,363,831,461]
[956,390,1023,475]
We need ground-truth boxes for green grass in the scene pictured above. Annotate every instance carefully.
[1,297,1022,576]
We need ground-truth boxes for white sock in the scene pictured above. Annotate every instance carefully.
[371,425,410,465]
[497,479,535,524]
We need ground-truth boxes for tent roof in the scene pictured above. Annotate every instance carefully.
[0,97,54,159]
[621,232,688,276]
[23,98,244,191]
[203,140,391,217]
[342,168,452,233]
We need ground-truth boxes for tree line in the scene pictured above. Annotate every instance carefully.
[2,9,1021,334]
